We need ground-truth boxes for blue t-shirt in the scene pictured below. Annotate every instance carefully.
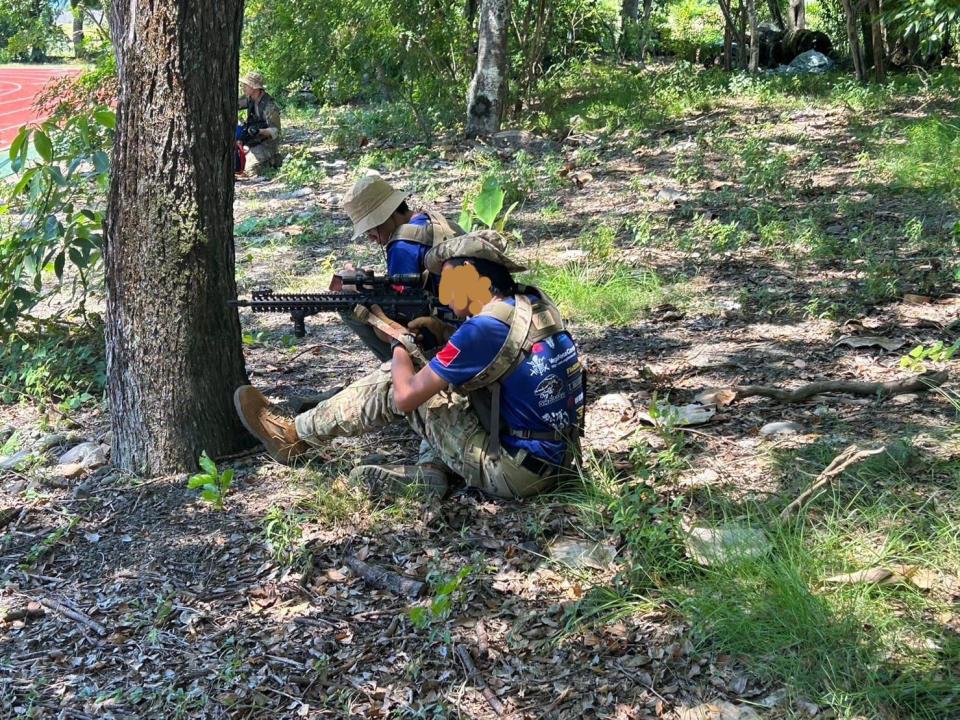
[428,297,584,465]
[386,213,431,277]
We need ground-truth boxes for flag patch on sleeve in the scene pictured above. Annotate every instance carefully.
[435,342,461,367]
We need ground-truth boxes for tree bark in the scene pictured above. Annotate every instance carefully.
[106,0,251,475]
[466,0,510,138]
[787,0,805,30]
[622,0,640,22]
[842,0,867,81]
[748,0,759,71]
[867,0,885,81]
[70,0,84,58]
[766,0,786,30]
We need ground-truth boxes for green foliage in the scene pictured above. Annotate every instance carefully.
[187,452,235,510]
[261,506,310,568]
[0,108,114,327]
[0,0,63,62]
[408,565,474,629]
[900,339,960,372]
[0,323,105,407]
[882,118,960,195]
[458,177,517,233]
[528,262,677,325]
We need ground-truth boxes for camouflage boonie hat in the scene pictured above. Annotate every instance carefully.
[425,229,526,274]
[343,174,409,240]
[240,72,266,90]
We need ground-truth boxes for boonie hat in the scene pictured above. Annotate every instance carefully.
[425,229,526,274]
[343,175,409,240]
[240,72,266,90]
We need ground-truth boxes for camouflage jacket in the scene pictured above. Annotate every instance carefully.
[239,91,282,153]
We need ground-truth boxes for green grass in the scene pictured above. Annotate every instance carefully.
[557,432,960,718]
[524,262,678,325]
[880,118,960,195]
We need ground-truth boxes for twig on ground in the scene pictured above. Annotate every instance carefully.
[727,370,948,405]
[38,596,107,637]
[456,644,504,716]
[345,556,425,599]
[779,444,886,520]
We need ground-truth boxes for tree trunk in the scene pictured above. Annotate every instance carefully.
[106,0,251,475]
[622,0,640,22]
[748,0,759,71]
[842,0,867,81]
[766,0,786,30]
[70,0,84,58]
[868,0,885,81]
[466,0,510,138]
[788,0,805,30]
[640,0,654,58]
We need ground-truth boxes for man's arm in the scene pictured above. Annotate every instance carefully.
[391,346,447,413]
[259,103,282,140]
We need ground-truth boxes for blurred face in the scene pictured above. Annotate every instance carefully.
[242,83,255,98]
[439,260,494,318]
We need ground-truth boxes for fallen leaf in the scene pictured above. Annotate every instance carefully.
[903,293,933,305]
[834,335,905,352]
[638,402,716,427]
[326,568,348,582]
[548,536,616,570]
[823,565,908,586]
[571,171,593,188]
[684,525,770,566]
[678,701,760,719]
[693,388,737,407]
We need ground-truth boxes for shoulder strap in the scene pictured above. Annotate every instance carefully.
[390,223,431,246]
[456,295,533,394]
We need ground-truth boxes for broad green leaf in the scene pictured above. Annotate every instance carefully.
[408,607,429,628]
[187,475,207,489]
[9,128,28,168]
[69,246,87,269]
[199,451,218,476]
[92,150,110,173]
[220,468,234,489]
[473,178,505,228]
[201,489,220,503]
[458,208,473,232]
[94,108,117,130]
[53,251,65,280]
[33,131,53,163]
[12,167,37,196]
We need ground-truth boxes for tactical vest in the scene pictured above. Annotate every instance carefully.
[387,210,463,249]
[450,286,585,463]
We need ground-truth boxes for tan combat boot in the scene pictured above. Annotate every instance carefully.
[234,386,310,464]
[348,464,448,498]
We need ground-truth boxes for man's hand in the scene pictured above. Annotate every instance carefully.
[248,126,260,137]
[408,317,455,350]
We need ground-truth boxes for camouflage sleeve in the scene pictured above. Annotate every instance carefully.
[264,100,281,136]
[238,96,249,110]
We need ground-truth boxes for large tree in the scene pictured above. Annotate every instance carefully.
[466,0,510,137]
[105,0,251,475]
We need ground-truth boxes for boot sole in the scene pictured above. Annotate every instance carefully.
[233,387,293,465]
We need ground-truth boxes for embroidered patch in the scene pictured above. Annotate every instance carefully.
[435,341,461,367]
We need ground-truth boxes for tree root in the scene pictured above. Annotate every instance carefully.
[729,370,948,404]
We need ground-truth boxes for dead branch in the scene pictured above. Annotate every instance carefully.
[730,370,948,404]
[779,444,886,520]
[456,644,505,716]
[345,556,425,599]
[39,597,107,637]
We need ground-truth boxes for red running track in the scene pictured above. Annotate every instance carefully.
[0,67,80,149]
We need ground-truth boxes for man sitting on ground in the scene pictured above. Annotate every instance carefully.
[233,230,585,500]
[237,72,282,175]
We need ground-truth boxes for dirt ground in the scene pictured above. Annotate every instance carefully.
[1,86,958,719]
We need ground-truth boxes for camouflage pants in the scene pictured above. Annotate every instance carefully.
[294,363,556,499]
[246,143,282,175]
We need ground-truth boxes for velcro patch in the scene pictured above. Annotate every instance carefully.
[435,341,461,367]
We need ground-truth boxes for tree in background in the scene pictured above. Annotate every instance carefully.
[0,0,63,61]
[106,0,251,475]
[466,0,510,136]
